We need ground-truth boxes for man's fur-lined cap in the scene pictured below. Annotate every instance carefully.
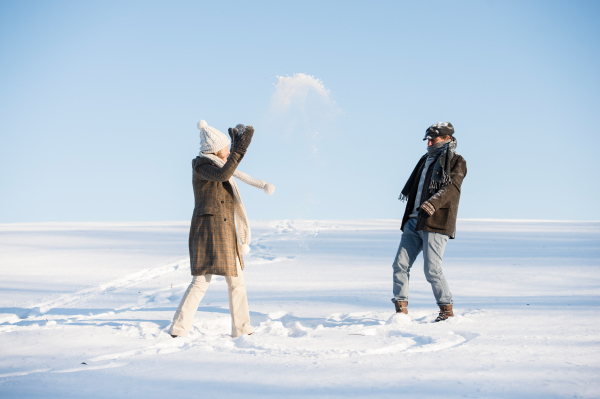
[423,122,454,141]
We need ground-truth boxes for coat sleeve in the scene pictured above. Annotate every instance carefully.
[195,151,245,182]
[424,156,467,211]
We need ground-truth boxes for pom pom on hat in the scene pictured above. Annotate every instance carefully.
[198,120,208,130]
[240,244,250,255]
[263,183,275,195]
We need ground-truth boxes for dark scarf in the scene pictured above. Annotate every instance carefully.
[399,137,457,201]
[428,137,457,193]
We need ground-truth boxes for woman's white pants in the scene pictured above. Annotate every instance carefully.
[169,257,253,338]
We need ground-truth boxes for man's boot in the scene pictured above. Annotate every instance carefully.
[435,304,454,322]
[394,301,408,314]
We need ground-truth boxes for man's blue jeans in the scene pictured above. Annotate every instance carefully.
[392,218,453,305]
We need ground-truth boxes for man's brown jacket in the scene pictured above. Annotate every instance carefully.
[401,154,467,239]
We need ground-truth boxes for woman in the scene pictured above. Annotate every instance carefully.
[169,120,274,338]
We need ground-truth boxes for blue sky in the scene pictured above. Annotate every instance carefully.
[1,0,599,222]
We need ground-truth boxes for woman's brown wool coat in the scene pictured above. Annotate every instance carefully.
[189,150,245,277]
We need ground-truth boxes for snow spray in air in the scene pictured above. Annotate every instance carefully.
[264,73,343,220]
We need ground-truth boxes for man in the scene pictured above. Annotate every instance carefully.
[392,122,467,322]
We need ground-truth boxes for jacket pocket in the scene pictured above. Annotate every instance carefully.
[427,207,449,230]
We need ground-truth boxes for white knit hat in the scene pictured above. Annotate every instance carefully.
[197,120,231,154]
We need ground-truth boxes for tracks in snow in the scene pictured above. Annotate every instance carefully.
[0,221,482,379]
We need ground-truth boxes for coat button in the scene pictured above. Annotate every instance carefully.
[221,201,224,204]
[224,218,227,221]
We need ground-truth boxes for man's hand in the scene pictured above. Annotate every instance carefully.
[418,201,435,219]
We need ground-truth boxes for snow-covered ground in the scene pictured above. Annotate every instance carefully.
[0,219,599,398]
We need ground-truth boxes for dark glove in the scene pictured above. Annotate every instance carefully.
[418,201,435,219]
[228,125,254,153]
